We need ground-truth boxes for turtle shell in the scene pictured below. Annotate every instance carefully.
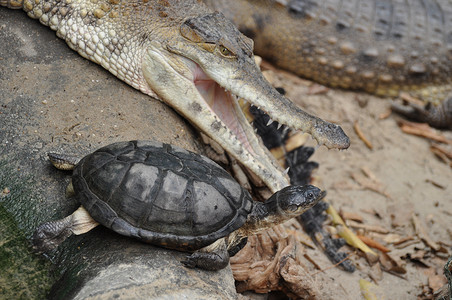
[72,140,253,251]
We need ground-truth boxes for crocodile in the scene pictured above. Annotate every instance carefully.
[204,0,452,129]
[1,0,350,194]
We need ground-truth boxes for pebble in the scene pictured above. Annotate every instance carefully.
[1,187,10,197]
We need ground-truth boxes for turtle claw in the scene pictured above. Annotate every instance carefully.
[180,251,229,271]
[180,256,197,269]
[32,219,73,253]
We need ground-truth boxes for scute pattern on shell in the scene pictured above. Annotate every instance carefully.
[72,140,253,250]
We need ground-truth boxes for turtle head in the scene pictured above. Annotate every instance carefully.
[240,185,326,236]
[269,185,326,219]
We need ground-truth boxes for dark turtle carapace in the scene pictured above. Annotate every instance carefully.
[33,140,325,270]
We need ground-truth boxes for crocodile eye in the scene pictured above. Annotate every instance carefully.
[219,45,235,57]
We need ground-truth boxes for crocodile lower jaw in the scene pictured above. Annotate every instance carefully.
[142,47,288,192]
[191,61,287,188]
[194,69,255,155]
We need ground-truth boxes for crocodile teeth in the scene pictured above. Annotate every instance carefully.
[283,167,290,175]
[266,119,274,126]
[277,123,282,130]
[282,127,289,135]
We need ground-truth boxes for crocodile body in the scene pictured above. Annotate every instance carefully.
[1,0,350,193]
[204,0,452,128]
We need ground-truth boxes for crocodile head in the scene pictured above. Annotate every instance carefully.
[142,11,349,193]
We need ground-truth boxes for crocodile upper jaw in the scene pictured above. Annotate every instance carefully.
[142,41,349,193]
[142,43,287,192]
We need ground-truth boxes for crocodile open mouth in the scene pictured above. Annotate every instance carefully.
[144,44,349,192]
[193,67,256,156]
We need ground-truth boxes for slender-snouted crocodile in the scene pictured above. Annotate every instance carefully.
[204,0,452,129]
[1,0,349,193]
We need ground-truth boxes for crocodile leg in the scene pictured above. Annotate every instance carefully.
[391,97,452,129]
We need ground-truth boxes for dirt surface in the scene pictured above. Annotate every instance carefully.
[1,6,452,300]
[261,68,452,299]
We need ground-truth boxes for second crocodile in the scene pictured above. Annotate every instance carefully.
[205,0,452,128]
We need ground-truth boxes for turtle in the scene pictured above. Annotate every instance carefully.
[32,140,325,270]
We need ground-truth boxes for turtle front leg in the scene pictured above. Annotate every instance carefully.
[47,153,80,170]
[32,206,99,252]
[181,239,229,271]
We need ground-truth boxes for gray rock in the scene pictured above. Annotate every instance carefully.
[0,8,237,300]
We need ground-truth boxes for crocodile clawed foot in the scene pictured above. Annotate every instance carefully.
[391,98,452,129]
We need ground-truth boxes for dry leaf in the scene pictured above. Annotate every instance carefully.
[351,171,392,199]
[361,208,382,219]
[378,108,392,120]
[429,274,447,292]
[408,250,432,267]
[327,204,378,259]
[398,119,452,145]
[379,252,407,274]
[303,253,322,271]
[341,211,364,223]
[430,144,452,167]
[364,251,380,265]
[399,92,425,106]
[347,220,390,234]
[394,239,423,250]
[430,144,452,159]
[412,214,441,251]
[357,235,390,253]
[307,83,329,95]
[354,121,373,149]
[359,279,387,300]
[369,263,383,282]
[389,235,414,245]
[425,179,447,189]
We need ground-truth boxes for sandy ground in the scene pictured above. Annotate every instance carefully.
[261,68,452,299]
[1,7,452,300]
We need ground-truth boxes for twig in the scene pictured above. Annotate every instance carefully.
[311,251,356,276]
[346,220,390,234]
[353,121,373,149]
[398,119,452,144]
[399,92,425,106]
[357,235,390,253]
